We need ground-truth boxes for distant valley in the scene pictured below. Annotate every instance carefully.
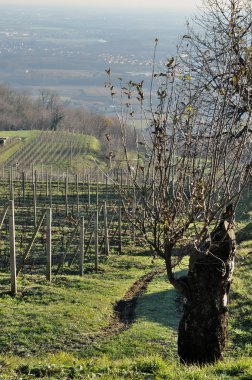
[0,6,189,114]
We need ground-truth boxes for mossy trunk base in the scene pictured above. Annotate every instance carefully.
[178,217,235,364]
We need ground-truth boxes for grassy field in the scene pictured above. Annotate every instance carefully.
[0,131,251,379]
[0,229,251,379]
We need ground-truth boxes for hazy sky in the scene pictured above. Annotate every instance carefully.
[0,0,198,10]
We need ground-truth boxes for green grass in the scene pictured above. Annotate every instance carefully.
[0,355,251,380]
[0,250,162,357]
[0,131,41,139]
[0,235,251,379]
[0,183,251,379]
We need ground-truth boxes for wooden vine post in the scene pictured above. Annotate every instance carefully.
[95,207,99,272]
[32,163,34,184]
[46,171,49,197]
[49,179,52,208]
[65,175,68,217]
[88,176,91,206]
[9,200,17,296]
[120,169,123,187]
[96,180,99,207]
[118,202,122,254]
[132,194,136,245]
[33,182,37,229]
[103,201,109,256]
[41,163,44,184]
[57,170,60,195]
[9,167,14,201]
[46,208,52,282]
[22,171,25,202]
[76,174,79,215]
[79,216,85,276]
[105,176,108,201]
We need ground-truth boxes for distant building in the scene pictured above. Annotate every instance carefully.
[0,137,9,145]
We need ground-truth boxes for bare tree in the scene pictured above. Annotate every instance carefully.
[105,0,252,364]
[39,90,64,131]
[182,0,252,135]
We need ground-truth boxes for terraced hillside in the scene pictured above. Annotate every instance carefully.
[0,130,100,172]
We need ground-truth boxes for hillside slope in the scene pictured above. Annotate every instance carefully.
[0,130,102,172]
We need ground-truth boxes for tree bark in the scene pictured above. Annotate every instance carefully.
[178,211,236,364]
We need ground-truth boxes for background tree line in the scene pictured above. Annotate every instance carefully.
[0,84,136,162]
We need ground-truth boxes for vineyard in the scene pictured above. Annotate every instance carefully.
[0,130,251,379]
[0,129,138,293]
[0,172,137,288]
[0,130,40,165]
[0,130,101,174]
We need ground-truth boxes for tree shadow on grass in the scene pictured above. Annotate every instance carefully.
[136,287,183,331]
[236,188,252,221]
[236,222,252,244]
[0,276,13,297]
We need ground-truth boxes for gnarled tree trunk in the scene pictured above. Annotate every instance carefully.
[177,212,236,364]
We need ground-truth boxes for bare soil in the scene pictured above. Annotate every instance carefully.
[106,269,164,335]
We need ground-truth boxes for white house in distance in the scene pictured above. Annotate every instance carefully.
[0,137,9,146]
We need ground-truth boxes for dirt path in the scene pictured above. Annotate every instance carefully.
[67,268,164,349]
[104,268,164,336]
